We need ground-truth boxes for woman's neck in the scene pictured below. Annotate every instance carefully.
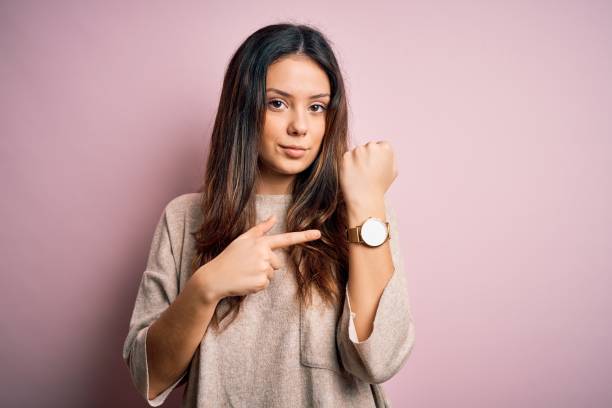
[255,168,295,195]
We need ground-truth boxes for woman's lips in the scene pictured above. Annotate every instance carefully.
[280,145,307,159]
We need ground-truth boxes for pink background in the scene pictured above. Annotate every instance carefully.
[2,1,611,407]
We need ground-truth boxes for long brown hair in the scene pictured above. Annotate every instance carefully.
[190,23,350,333]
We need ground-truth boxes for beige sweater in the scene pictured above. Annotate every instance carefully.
[122,193,415,407]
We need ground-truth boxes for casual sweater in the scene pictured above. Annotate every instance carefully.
[122,193,415,407]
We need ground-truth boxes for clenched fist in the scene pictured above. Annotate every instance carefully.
[339,141,398,206]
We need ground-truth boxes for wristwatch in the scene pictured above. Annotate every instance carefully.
[345,217,390,247]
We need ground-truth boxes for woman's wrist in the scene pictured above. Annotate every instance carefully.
[345,197,386,226]
[190,263,222,305]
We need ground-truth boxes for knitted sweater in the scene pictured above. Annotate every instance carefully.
[122,193,415,407]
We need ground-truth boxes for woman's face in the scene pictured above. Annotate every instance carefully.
[257,54,331,193]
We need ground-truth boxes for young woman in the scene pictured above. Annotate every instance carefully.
[123,22,415,407]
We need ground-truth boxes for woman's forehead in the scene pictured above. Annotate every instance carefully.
[266,56,330,96]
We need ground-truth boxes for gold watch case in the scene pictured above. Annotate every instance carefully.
[345,217,390,247]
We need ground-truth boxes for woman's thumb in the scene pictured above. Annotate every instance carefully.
[246,214,276,237]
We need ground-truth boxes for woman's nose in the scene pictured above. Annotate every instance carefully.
[288,111,308,136]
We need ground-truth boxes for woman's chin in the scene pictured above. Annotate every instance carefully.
[274,161,308,175]
[260,156,312,176]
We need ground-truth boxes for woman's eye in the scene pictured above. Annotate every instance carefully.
[311,103,327,113]
[267,99,327,112]
[268,100,285,109]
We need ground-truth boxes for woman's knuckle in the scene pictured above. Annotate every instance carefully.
[258,275,269,289]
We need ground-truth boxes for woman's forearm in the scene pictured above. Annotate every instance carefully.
[346,198,394,341]
[145,264,219,400]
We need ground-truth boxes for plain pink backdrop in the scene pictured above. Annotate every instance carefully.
[1,1,611,407]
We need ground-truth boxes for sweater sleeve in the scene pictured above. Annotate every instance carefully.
[336,199,416,384]
[345,290,361,344]
[122,203,188,406]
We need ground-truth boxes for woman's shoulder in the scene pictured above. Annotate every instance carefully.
[162,192,203,228]
[165,192,202,212]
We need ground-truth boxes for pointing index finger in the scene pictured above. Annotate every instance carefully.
[264,229,322,250]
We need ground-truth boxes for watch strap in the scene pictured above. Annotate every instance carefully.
[345,225,362,243]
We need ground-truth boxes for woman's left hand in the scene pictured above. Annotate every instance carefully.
[339,141,398,207]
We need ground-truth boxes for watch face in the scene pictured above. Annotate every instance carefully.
[360,218,388,247]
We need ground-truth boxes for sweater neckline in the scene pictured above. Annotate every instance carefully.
[255,194,293,205]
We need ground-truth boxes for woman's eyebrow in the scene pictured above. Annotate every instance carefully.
[266,88,330,99]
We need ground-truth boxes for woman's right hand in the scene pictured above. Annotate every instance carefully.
[193,214,322,303]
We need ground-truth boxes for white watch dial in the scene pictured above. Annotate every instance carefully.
[360,218,388,247]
